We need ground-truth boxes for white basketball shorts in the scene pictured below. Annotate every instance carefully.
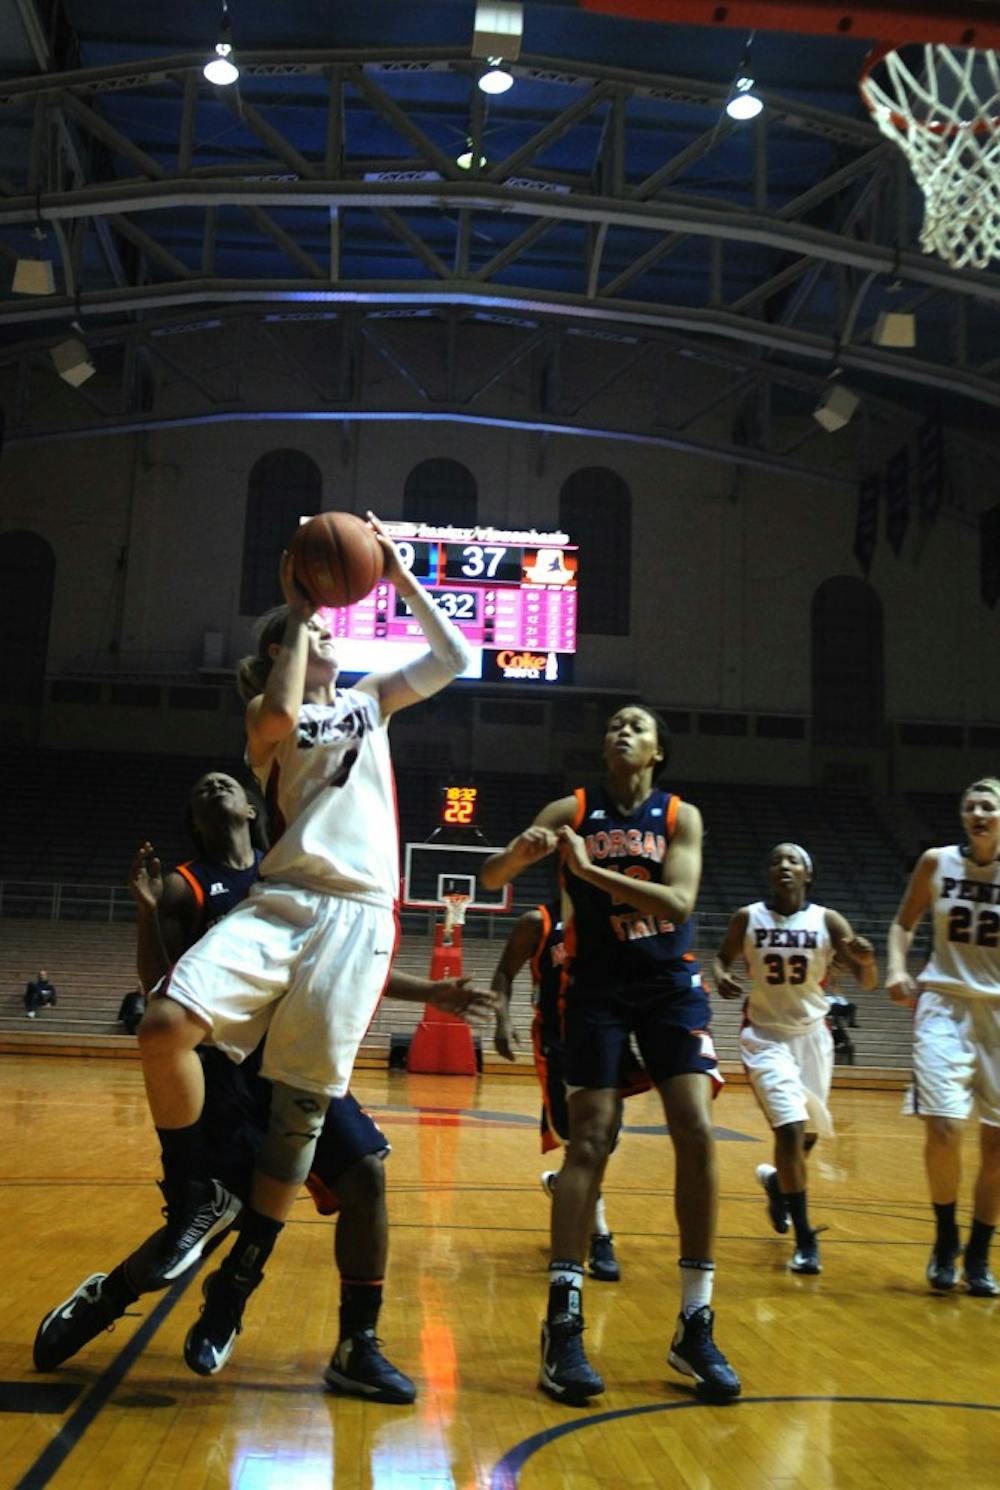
[165,882,396,1098]
[740,1019,834,1136]
[906,988,1000,1125]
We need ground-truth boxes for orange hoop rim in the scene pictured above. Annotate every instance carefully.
[860,40,1000,138]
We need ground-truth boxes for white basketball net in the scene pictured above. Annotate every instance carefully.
[442,893,470,934]
[861,45,1000,271]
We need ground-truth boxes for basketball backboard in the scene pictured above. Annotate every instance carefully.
[402,843,513,912]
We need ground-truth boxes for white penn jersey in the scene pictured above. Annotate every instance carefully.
[743,900,833,1033]
[253,689,398,906]
[919,846,1000,1001]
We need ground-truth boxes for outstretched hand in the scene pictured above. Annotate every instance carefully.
[366,511,414,595]
[129,841,163,916]
[278,549,316,619]
[426,976,497,1021]
[494,1003,520,1062]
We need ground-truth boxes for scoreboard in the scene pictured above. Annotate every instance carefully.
[323,521,578,685]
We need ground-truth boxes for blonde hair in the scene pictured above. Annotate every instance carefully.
[236,606,291,702]
[961,777,1000,809]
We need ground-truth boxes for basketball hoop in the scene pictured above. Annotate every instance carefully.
[860,43,1000,271]
[442,892,471,937]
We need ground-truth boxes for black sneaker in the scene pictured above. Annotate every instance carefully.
[755,1164,789,1235]
[668,1307,741,1402]
[963,1258,1000,1297]
[540,1170,558,1199]
[926,1241,960,1291]
[151,1179,241,1287]
[539,1317,605,1404]
[588,1233,621,1283]
[33,1274,125,1371]
[789,1231,822,1275]
[183,1268,252,1377]
[324,1331,417,1404]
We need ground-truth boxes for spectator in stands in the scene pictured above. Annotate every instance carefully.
[490,897,652,1285]
[481,703,739,1408]
[713,843,877,1275]
[887,775,1000,1299]
[117,989,146,1036]
[34,768,493,1398]
[134,518,471,1377]
[24,969,56,1019]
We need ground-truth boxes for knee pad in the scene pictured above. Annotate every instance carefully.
[258,1083,329,1185]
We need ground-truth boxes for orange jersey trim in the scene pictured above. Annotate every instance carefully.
[529,903,552,987]
[175,862,205,910]
[571,787,587,830]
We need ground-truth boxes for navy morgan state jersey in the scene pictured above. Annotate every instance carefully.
[175,851,264,937]
[563,785,699,995]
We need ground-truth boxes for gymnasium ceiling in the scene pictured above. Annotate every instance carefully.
[2,0,1000,482]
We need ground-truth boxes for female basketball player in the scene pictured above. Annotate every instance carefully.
[887,776,1000,1298]
[713,843,877,1275]
[135,512,471,1373]
[481,703,740,1407]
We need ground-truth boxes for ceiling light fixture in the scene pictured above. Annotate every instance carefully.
[456,138,488,170]
[478,58,514,95]
[204,1,239,86]
[725,32,763,121]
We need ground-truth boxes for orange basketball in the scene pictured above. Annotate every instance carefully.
[289,511,384,608]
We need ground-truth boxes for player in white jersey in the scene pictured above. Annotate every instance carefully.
[135,512,472,1371]
[887,776,1000,1298]
[714,843,876,1275]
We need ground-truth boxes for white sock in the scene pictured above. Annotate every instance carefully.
[679,1259,715,1318]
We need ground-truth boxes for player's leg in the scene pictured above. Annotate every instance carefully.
[312,1098,416,1403]
[648,1015,739,1403]
[912,992,976,1290]
[965,1122,1000,1295]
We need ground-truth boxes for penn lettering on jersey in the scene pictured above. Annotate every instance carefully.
[941,876,1000,906]
[752,927,820,949]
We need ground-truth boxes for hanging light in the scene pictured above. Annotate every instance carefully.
[456,137,488,170]
[204,2,239,86]
[478,57,514,95]
[725,33,763,121]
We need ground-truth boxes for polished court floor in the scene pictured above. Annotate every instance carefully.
[2,1056,999,1490]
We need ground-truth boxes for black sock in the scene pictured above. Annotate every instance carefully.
[221,1209,284,1295]
[785,1190,812,1246]
[102,1263,140,1314]
[965,1218,995,1268]
[156,1121,207,1190]
[340,1279,384,1339]
[933,1201,960,1252]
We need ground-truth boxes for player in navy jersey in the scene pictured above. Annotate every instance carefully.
[491,899,650,1282]
[714,843,876,1275]
[33,769,492,1397]
[482,704,740,1406]
[135,514,471,1374]
[887,776,1000,1297]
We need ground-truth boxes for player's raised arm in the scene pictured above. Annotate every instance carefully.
[356,513,471,718]
[244,556,318,766]
[479,797,577,890]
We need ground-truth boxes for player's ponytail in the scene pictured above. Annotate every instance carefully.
[236,606,291,701]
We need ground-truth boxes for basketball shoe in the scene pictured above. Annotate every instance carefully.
[789,1231,822,1275]
[184,1264,257,1376]
[324,1331,417,1403]
[539,1318,605,1404]
[963,1260,1000,1297]
[588,1233,621,1282]
[668,1307,741,1402]
[755,1164,789,1235]
[540,1170,558,1199]
[33,1274,125,1371]
[926,1241,960,1291]
[151,1178,241,1286]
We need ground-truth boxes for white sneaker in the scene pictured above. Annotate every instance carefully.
[540,1170,557,1199]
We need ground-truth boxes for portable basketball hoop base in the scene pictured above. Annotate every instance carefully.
[406,894,478,1076]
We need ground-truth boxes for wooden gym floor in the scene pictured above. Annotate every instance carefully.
[1,1056,999,1490]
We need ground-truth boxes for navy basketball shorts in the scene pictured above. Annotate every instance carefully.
[564,983,721,1092]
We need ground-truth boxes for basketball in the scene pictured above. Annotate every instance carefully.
[289,511,384,608]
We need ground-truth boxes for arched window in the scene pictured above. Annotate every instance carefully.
[0,531,54,704]
[559,468,631,635]
[403,459,477,527]
[240,450,322,615]
[811,577,884,746]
